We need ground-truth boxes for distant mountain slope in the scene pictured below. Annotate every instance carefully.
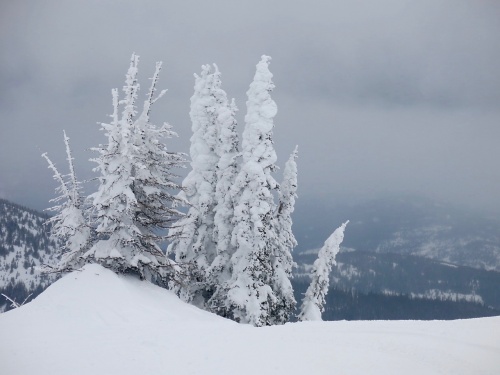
[0,198,58,311]
[294,195,500,271]
[292,249,500,320]
[1,264,498,375]
[295,250,500,309]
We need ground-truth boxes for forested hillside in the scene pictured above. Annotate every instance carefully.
[0,199,58,312]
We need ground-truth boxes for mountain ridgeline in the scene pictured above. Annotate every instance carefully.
[1,196,499,319]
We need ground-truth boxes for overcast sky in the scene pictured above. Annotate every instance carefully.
[1,0,499,216]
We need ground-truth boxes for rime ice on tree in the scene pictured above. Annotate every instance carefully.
[223,55,284,326]
[84,54,185,284]
[298,221,349,321]
[271,146,299,324]
[206,67,240,314]
[42,131,91,272]
[167,65,224,305]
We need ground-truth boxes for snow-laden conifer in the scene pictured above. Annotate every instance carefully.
[129,61,186,267]
[224,55,281,326]
[167,65,220,304]
[271,146,299,324]
[42,131,91,272]
[298,221,349,321]
[85,54,184,284]
[207,68,240,314]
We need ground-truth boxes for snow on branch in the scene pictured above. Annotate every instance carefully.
[146,61,168,112]
[298,221,349,322]
[42,152,71,201]
[1,293,32,309]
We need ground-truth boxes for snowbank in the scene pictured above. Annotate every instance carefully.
[0,264,498,375]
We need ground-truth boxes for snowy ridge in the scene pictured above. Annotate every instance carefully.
[0,264,499,375]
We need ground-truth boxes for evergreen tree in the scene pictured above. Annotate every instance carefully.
[224,55,281,326]
[129,60,187,282]
[42,131,91,272]
[271,146,299,324]
[167,65,220,304]
[85,54,184,284]
[207,67,240,315]
[298,221,349,321]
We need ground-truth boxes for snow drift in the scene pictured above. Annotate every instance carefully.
[0,264,498,375]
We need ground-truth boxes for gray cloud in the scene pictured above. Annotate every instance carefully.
[1,0,499,214]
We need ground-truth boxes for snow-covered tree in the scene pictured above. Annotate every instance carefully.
[167,65,221,304]
[223,55,283,326]
[84,54,184,285]
[270,146,299,324]
[129,61,187,272]
[207,68,240,314]
[42,131,92,272]
[298,221,349,322]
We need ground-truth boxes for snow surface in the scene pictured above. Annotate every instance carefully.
[0,264,499,375]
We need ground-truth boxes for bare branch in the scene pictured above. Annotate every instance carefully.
[1,293,32,309]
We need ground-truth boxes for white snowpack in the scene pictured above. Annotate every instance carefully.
[0,264,498,375]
